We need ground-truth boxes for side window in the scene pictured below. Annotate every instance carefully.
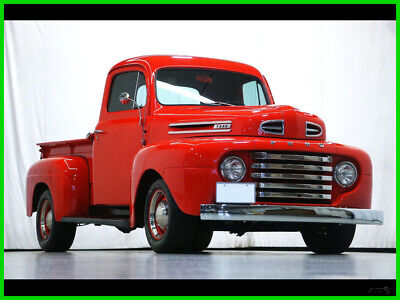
[242,81,267,106]
[107,71,147,112]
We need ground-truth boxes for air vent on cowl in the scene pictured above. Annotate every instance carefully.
[305,122,323,137]
[260,120,284,135]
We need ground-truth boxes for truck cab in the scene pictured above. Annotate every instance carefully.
[26,55,383,253]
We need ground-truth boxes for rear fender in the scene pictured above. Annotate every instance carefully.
[26,156,90,221]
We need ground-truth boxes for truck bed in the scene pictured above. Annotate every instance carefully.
[38,137,94,183]
[38,137,93,159]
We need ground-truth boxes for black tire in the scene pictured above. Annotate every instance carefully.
[301,223,356,254]
[192,225,213,252]
[144,179,213,253]
[36,190,77,252]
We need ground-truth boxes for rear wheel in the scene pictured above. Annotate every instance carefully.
[144,179,212,253]
[36,190,76,252]
[301,223,356,254]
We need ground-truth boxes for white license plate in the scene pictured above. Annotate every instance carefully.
[216,182,256,204]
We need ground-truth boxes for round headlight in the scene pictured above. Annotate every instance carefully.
[334,161,357,187]
[220,156,246,182]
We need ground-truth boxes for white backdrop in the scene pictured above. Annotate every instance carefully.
[4,21,395,249]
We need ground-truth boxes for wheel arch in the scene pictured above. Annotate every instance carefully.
[32,182,50,213]
[133,169,163,228]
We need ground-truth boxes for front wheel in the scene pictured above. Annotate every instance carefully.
[301,223,356,254]
[36,190,76,252]
[144,179,212,253]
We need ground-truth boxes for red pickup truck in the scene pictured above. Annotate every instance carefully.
[26,55,383,254]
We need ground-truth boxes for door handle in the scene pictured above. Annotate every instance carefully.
[94,130,104,134]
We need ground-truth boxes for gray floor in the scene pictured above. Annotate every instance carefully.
[4,249,395,279]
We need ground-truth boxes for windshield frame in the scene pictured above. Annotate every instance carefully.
[154,67,272,107]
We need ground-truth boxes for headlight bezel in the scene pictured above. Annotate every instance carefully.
[220,155,247,182]
[334,161,358,187]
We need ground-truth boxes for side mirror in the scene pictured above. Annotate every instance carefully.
[119,92,134,105]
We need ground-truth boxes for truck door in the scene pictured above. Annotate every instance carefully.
[92,66,148,206]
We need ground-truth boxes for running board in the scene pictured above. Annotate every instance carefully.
[61,217,130,228]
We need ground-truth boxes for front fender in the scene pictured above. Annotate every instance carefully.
[26,156,90,221]
[130,137,255,221]
[183,136,255,169]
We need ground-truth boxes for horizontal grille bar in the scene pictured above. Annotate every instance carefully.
[251,163,332,172]
[253,152,332,163]
[256,182,332,191]
[251,173,332,181]
[257,191,331,200]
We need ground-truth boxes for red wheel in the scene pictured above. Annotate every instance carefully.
[148,189,169,240]
[39,199,53,240]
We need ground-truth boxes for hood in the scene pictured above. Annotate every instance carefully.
[155,105,326,141]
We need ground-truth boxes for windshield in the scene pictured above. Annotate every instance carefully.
[156,68,270,106]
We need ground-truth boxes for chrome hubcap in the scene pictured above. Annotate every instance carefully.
[40,200,52,240]
[149,190,168,240]
[155,201,168,229]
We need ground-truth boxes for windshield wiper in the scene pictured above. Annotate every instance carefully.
[201,100,236,107]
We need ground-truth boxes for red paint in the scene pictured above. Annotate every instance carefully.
[26,156,89,221]
[25,55,373,229]
[93,65,146,206]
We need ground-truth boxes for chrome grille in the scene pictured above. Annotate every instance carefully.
[251,152,333,204]
[260,120,284,135]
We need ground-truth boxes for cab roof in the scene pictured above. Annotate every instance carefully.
[110,55,263,77]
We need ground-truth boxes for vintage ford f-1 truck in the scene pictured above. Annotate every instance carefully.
[26,55,383,254]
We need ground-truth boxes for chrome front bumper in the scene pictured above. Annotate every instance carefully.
[200,204,383,225]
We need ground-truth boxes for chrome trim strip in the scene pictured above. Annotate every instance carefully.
[169,120,232,127]
[305,121,323,137]
[257,191,331,199]
[260,120,284,135]
[252,152,332,163]
[256,182,332,191]
[168,129,231,135]
[251,173,333,181]
[200,204,384,225]
[251,163,333,172]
